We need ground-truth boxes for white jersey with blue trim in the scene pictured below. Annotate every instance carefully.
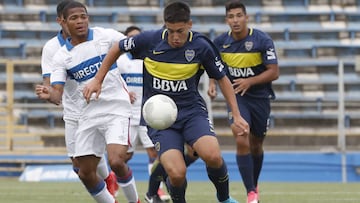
[117,53,143,125]
[41,30,80,120]
[50,27,131,118]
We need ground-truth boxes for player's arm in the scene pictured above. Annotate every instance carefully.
[83,42,123,103]
[217,75,249,136]
[207,78,217,100]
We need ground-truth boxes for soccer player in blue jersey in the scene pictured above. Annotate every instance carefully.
[38,0,119,198]
[83,1,249,203]
[118,25,170,202]
[209,1,280,203]
[35,1,140,203]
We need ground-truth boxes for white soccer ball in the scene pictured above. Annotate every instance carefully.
[142,94,178,130]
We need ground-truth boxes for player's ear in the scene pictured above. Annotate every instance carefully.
[188,19,193,29]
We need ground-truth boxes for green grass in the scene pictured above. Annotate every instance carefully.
[1,177,360,203]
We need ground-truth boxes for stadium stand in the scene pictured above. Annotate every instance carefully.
[0,0,360,151]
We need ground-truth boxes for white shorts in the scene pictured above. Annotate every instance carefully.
[127,125,154,153]
[64,118,78,157]
[74,114,130,157]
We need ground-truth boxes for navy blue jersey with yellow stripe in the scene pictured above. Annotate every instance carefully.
[119,29,227,121]
[214,28,277,99]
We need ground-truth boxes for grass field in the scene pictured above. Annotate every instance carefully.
[1,177,360,203]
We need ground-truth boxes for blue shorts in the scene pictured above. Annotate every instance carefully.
[228,95,271,138]
[148,104,216,156]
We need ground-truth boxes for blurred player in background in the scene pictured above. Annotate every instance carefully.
[38,0,118,198]
[117,25,170,202]
[36,1,140,202]
[208,1,279,203]
[83,1,249,203]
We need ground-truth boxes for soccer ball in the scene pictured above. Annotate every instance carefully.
[142,94,178,130]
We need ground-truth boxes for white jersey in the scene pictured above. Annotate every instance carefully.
[50,27,131,118]
[41,30,79,120]
[117,53,143,124]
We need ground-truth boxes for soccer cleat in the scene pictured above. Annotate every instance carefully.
[137,199,141,203]
[157,188,171,202]
[144,193,166,203]
[247,191,259,203]
[219,196,239,203]
[105,171,119,197]
[256,186,260,201]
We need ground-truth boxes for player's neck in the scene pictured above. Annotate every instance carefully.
[69,35,87,46]
[231,28,249,41]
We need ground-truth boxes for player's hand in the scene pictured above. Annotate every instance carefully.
[35,84,50,100]
[233,78,251,96]
[231,116,249,137]
[129,92,137,104]
[83,77,102,103]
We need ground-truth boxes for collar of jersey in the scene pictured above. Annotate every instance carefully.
[226,27,253,43]
[57,30,67,46]
[152,29,194,52]
[65,28,94,51]
[161,29,194,42]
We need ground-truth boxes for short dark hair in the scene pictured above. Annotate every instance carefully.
[56,0,73,17]
[62,1,87,20]
[163,1,190,23]
[124,26,141,36]
[225,0,246,15]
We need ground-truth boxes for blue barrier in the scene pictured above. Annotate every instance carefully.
[6,151,360,182]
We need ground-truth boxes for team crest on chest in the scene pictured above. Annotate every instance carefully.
[245,41,253,51]
[185,49,195,62]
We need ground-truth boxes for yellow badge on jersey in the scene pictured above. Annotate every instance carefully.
[221,52,262,68]
[144,57,200,80]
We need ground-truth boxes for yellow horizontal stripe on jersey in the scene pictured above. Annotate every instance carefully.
[221,52,262,68]
[144,57,200,80]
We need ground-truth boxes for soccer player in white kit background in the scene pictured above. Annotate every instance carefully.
[36,1,139,203]
[38,0,119,199]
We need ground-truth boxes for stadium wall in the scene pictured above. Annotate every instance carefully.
[1,151,359,182]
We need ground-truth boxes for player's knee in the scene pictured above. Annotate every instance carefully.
[167,167,186,186]
[108,157,127,173]
[203,152,223,168]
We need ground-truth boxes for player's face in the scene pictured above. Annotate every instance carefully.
[165,21,192,48]
[226,8,248,34]
[64,7,89,41]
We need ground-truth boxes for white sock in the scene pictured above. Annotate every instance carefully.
[119,176,139,202]
[148,163,153,175]
[92,181,115,203]
[97,156,110,179]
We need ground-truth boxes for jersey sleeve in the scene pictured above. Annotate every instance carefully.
[199,37,227,80]
[41,41,56,78]
[50,49,67,86]
[261,35,278,65]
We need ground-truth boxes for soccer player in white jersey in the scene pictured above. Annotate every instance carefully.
[38,0,119,197]
[118,25,170,202]
[35,1,139,203]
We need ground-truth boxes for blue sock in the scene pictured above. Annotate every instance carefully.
[206,160,229,202]
[252,153,264,187]
[236,154,255,193]
[147,162,166,196]
[165,177,187,203]
[87,180,106,195]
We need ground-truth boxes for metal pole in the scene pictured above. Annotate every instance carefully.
[337,59,347,183]
[6,60,15,151]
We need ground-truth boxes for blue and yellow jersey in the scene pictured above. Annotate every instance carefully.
[214,28,277,99]
[119,29,227,113]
